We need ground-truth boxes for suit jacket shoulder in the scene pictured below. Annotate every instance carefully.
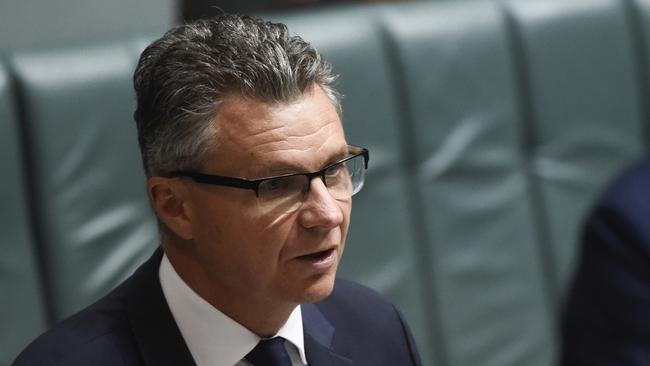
[13,249,191,366]
[12,279,142,366]
[302,279,422,366]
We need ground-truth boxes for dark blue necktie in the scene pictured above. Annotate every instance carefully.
[245,337,293,366]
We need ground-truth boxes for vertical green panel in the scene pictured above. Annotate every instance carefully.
[0,63,47,364]
[631,0,650,144]
[271,7,437,365]
[10,40,159,321]
[383,1,555,366]
[507,0,646,298]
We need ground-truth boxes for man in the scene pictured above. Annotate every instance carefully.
[14,14,421,366]
[561,156,650,365]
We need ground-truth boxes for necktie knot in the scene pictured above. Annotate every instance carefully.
[245,337,293,366]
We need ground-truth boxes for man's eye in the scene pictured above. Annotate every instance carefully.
[325,163,345,177]
[264,177,291,191]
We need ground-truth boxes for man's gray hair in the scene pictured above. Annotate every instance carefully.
[133,14,341,177]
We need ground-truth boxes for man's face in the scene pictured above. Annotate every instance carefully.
[183,85,350,308]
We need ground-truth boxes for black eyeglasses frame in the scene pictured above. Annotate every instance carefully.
[169,145,369,197]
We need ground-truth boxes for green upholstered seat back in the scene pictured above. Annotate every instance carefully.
[507,0,647,298]
[8,39,159,321]
[382,2,555,365]
[0,60,47,366]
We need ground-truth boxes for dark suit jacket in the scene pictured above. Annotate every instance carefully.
[14,249,422,366]
[561,156,650,365]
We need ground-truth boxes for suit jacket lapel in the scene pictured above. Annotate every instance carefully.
[124,248,196,366]
[302,303,353,366]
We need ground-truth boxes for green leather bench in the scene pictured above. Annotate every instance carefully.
[0,60,47,366]
[3,0,650,365]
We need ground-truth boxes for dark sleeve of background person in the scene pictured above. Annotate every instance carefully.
[561,156,650,366]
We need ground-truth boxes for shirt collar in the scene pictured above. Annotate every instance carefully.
[159,253,307,366]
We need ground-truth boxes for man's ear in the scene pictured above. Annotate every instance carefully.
[147,176,194,240]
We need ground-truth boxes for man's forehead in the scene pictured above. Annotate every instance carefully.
[204,86,346,176]
[213,88,342,140]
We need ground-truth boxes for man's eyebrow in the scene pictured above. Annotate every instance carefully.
[263,164,303,176]
[326,148,349,165]
[260,147,349,176]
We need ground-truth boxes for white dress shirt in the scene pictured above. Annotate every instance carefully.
[159,254,308,366]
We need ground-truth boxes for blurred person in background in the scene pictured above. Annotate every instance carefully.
[561,156,650,365]
[13,13,421,366]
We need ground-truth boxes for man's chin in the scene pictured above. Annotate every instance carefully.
[296,273,337,304]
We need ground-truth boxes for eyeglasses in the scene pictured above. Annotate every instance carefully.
[170,145,369,209]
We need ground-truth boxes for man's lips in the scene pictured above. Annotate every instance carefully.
[295,246,337,260]
[294,247,338,269]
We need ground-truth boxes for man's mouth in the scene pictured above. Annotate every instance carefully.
[296,248,337,269]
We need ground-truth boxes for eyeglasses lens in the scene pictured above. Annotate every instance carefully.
[257,154,366,207]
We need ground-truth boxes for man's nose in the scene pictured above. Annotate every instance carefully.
[297,177,344,230]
